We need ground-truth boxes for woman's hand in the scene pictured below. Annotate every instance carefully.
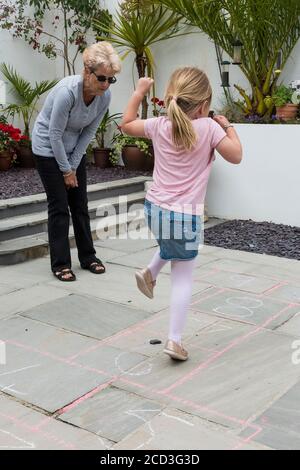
[64,171,78,189]
[213,115,231,130]
[136,77,154,97]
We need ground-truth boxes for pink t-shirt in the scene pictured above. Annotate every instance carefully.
[144,117,226,215]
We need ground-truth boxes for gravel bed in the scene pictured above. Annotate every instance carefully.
[0,165,152,200]
[204,219,300,261]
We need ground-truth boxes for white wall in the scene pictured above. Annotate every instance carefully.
[0,13,59,129]
[206,125,300,227]
[0,31,56,86]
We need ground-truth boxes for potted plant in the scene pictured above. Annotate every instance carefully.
[0,121,20,171]
[155,0,300,119]
[0,63,58,167]
[151,96,167,117]
[17,134,35,168]
[110,132,152,170]
[92,110,122,168]
[272,85,300,121]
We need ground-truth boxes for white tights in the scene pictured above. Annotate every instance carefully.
[148,249,196,344]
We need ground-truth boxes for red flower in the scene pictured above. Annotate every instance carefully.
[0,123,23,151]
[151,97,160,104]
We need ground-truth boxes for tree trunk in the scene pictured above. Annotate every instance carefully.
[136,54,148,119]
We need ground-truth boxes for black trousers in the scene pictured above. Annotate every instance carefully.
[34,154,99,272]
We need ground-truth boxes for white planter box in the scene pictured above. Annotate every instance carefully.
[206,124,300,227]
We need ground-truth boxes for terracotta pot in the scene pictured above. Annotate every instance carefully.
[93,148,111,169]
[0,150,13,171]
[143,145,154,172]
[276,104,298,121]
[122,145,145,170]
[17,146,36,168]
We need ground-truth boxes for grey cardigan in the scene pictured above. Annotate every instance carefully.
[32,75,111,173]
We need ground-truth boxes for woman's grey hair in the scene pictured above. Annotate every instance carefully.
[83,42,122,74]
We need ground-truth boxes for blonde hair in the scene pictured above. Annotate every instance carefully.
[165,67,212,150]
[83,41,122,74]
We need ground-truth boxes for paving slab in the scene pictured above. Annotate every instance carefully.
[0,395,113,450]
[201,258,260,275]
[0,257,53,289]
[112,327,300,429]
[0,285,70,320]
[264,284,300,304]
[47,263,211,314]
[92,246,128,262]
[108,248,220,274]
[277,312,300,338]
[190,289,299,329]
[193,270,278,294]
[107,310,219,357]
[212,247,300,270]
[20,294,151,340]
[0,284,18,296]
[247,264,300,285]
[187,317,255,352]
[166,330,300,428]
[0,315,100,359]
[113,407,271,450]
[59,386,164,443]
[94,227,158,253]
[241,380,300,450]
[0,316,148,412]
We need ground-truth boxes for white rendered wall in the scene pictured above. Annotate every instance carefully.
[206,125,300,227]
[0,13,58,129]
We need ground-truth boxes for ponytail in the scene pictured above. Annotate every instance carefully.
[167,99,197,151]
[164,67,212,151]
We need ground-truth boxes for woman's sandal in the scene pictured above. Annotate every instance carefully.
[53,268,76,282]
[83,261,106,274]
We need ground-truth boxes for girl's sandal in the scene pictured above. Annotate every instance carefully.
[135,268,156,299]
[53,268,76,282]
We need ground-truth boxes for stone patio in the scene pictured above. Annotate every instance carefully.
[0,226,299,450]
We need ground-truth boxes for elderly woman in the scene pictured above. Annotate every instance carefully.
[32,42,121,281]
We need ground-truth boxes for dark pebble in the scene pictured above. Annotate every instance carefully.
[149,339,162,345]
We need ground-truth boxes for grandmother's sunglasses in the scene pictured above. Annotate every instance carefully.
[92,71,117,84]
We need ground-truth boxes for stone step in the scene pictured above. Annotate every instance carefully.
[0,176,151,220]
[0,208,146,265]
[0,191,146,242]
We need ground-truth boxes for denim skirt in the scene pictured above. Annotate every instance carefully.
[144,199,202,261]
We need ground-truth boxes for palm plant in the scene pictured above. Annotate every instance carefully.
[95,110,122,148]
[0,63,58,136]
[93,0,188,118]
[153,0,300,117]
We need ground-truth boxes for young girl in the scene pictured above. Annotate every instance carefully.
[122,67,242,361]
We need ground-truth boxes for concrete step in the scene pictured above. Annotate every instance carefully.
[0,191,146,242]
[0,176,151,220]
[0,208,146,265]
